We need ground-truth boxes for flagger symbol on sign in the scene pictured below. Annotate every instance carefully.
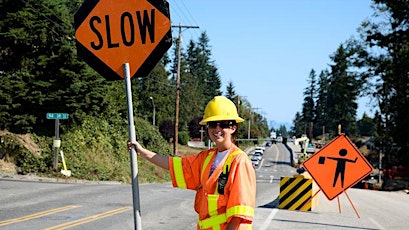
[319,148,358,188]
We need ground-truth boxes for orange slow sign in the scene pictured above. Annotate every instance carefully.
[74,0,172,80]
[302,134,373,200]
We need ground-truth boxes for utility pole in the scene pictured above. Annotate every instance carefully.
[172,23,199,155]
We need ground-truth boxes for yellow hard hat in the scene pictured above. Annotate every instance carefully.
[199,96,245,125]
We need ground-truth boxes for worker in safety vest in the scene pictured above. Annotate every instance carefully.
[128,96,256,230]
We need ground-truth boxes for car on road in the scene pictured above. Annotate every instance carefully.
[255,146,264,153]
[254,146,264,155]
[251,158,260,166]
[306,143,316,154]
[253,153,262,161]
[276,136,283,142]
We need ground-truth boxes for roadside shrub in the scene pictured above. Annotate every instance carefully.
[0,114,173,183]
[178,131,189,145]
[0,132,51,174]
[59,115,171,183]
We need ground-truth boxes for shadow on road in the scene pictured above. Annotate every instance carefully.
[258,196,279,209]
[269,160,292,166]
[271,219,379,230]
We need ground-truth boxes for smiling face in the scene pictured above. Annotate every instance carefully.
[207,120,237,151]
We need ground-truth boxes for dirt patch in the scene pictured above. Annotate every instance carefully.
[0,130,41,157]
[0,159,17,173]
[0,130,42,173]
[0,130,42,157]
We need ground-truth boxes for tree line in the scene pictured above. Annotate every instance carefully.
[0,0,407,167]
[292,0,409,166]
[0,0,269,145]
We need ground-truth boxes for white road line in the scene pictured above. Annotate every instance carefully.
[273,144,280,170]
[258,208,278,230]
[369,217,386,230]
[259,145,279,230]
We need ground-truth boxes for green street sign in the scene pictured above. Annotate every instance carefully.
[46,113,69,120]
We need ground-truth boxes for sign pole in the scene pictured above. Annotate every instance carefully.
[343,190,360,218]
[124,63,142,230]
[47,113,68,170]
[53,119,60,170]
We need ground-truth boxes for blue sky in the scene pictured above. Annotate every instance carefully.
[168,0,374,128]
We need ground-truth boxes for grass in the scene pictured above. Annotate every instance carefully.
[177,144,206,156]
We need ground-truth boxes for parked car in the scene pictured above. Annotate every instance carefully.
[265,142,271,147]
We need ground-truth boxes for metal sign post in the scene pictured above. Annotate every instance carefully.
[53,118,60,171]
[124,63,142,230]
[46,113,69,170]
[74,1,172,228]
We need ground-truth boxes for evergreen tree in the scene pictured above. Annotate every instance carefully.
[278,125,289,138]
[291,112,305,137]
[236,96,251,139]
[0,0,108,134]
[358,0,409,165]
[0,0,270,148]
[326,45,360,136]
[189,32,222,104]
[357,113,375,137]
[183,40,206,124]
[135,61,174,127]
[314,70,330,139]
[301,69,317,139]
[225,81,238,107]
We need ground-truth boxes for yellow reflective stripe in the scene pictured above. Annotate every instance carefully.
[201,151,215,183]
[198,213,226,230]
[173,157,187,189]
[200,148,249,229]
[226,205,254,219]
[224,149,242,173]
[207,149,245,216]
[208,194,219,216]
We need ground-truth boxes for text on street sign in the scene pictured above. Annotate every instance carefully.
[46,113,69,120]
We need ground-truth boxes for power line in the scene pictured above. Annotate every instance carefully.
[169,0,200,39]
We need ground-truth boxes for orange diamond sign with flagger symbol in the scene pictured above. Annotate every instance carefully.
[74,0,172,80]
[303,134,373,200]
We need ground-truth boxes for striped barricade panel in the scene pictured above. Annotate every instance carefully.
[279,176,317,211]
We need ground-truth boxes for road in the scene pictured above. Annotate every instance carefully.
[1,143,409,229]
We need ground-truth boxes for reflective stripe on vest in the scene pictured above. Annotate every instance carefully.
[201,151,215,182]
[198,149,244,229]
[172,157,187,189]
[226,205,254,219]
[198,213,226,230]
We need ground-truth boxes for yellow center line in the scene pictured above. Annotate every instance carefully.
[0,205,80,227]
[43,206,133,230]
[274,144,280,170]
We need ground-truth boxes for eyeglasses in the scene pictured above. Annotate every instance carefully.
[207,121,235,129]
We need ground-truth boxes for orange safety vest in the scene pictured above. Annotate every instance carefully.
[169,145,256,230]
